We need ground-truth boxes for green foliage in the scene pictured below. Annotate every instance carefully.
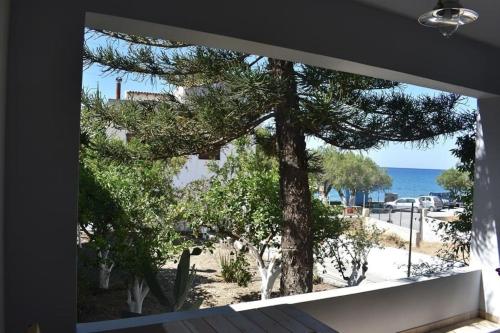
[79,162,124,232]
[82,150,184,278]
[84,29,474,293]
[182,138,282,253]
[218,250,253,287]
[436,168,472,199]
[78,159,126,270]
[314,147,391,204]
[182,138,345,256]
[436,115,476,265]
[79,91,189,289]
[312,201,345,251]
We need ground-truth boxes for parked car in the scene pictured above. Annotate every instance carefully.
[417,195,443,212]
[429,192,456,209]
[385,198,421,212]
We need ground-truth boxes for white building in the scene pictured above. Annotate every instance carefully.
[107,82,236,188]
[172,145,235,188]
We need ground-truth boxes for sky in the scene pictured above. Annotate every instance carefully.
[82,39,477,171]
[366,86,476,170]
[305,85,477,170]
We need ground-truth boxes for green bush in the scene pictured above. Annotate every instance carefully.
[218,251,252,287]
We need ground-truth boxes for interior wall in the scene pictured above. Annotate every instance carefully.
[0,0,9,331]
[4,1,85,332]
[472,97,500,319]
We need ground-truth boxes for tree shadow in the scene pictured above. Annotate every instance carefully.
[77,253,217,322]
[194,268,217,273]
[468,110,500,317]
[156,267,217,309]
[234,290,280,303]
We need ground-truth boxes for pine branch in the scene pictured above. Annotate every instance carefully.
[83,44,170,78]
[88,29,193,49]
[303,91,468,150]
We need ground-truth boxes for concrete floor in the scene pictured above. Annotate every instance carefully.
[429,319,500,333]
[318,246,443,285]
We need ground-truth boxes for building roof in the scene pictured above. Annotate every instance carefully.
[126,90,166,101]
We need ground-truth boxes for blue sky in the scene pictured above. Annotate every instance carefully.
[366,86,476,170]
[82,55,476,171]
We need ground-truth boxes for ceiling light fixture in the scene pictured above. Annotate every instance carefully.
[418,0,479,38]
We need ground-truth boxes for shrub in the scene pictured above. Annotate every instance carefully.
[218,250,252,287]
[316,218,383,287]
[381,232,408,249]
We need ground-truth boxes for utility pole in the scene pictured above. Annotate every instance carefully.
[407,202,414,278]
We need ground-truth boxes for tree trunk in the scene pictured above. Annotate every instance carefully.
[77,223,82,248]
[99,263,113,289]
[258,263,281,300]
[347,259,368,286]
[349,190,357,207]
[244,240,281,300]
[127,276,150,314]
[337,189,347,206]
[318,182,330,205]
[269,58,313,296]
[97,249,114,290]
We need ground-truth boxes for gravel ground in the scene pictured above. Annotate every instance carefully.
[78,245,335,323]
[164,248,334,309]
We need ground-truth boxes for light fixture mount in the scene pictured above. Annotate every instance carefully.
[418,0,478,37]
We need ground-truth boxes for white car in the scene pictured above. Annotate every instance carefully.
[417,195,443,212]
[385,198,420,212]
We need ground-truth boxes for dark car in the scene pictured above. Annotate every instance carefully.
[429,192,456,209]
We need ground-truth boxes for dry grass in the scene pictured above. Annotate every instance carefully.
[380,233,408,249]
[380,232,443,256]
[411,241,443,256]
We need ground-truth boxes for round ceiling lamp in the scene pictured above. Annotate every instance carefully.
[418,0,479,37]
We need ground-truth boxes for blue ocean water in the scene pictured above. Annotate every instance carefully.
[327,167,446,202]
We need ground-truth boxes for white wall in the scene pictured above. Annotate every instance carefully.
[367,216,442,243]
[234,269,481,333]
[173,144,236,188]
[170,86,237,188]
[0,0,8,331]
[77,269,481,333]
[105,127,127,142]
[472,97,500,319]
[367,217,418,243]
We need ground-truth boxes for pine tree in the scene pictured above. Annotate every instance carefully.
[84,29,473,295]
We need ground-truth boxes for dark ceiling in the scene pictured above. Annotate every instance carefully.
[354,0,500,47]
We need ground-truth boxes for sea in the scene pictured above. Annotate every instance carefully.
[327,167,446,203]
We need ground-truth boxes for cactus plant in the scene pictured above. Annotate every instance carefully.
[143,248,201,312]
[170,248,194,311]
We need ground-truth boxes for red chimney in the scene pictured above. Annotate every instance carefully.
[116,77,122,100]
